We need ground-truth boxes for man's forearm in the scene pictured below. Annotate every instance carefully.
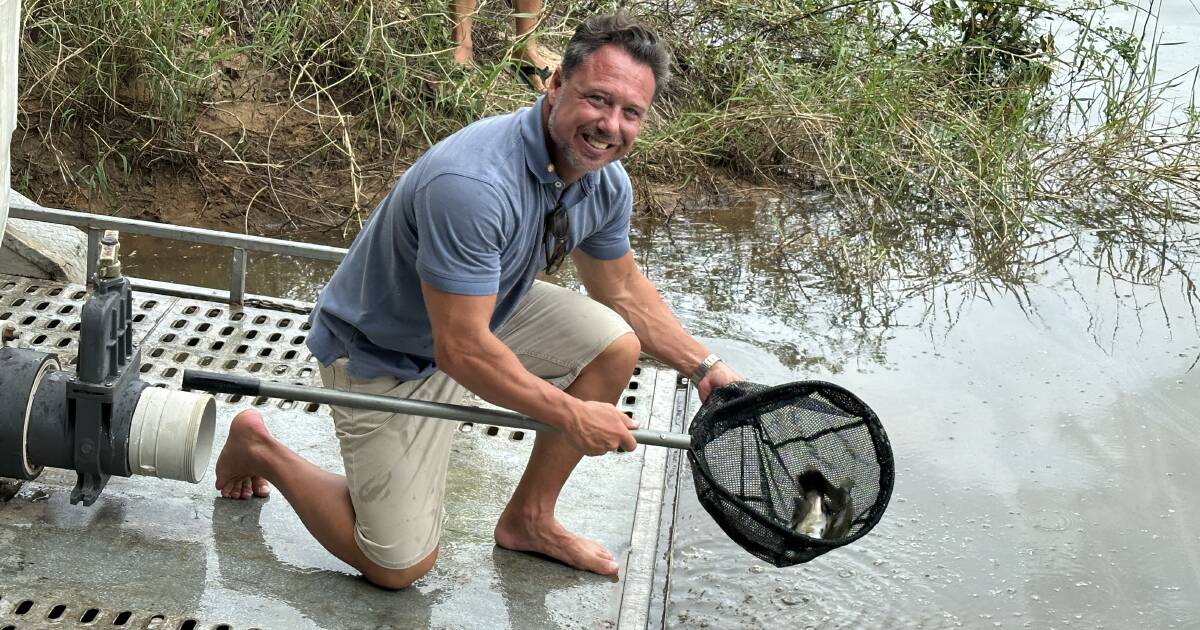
[576,251,742,400]
[599,271,711,379]
[435,331,579,430]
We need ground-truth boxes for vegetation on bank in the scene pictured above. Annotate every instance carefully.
[12,0,1200,290]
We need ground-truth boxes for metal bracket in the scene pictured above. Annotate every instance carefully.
[65,377,116,505]
[67,231,138,505]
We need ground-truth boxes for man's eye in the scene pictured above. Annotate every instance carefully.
[588,95,606,105]
[624,108,642,120]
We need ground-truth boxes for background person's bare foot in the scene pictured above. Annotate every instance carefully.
[518,43,554,72]
[493,508,619,576]
[453,42,474,66]
[513,43,556,91]
[214,409,273,500]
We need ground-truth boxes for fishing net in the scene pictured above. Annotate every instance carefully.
[688,381,894,567]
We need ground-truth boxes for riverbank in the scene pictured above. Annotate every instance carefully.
[11,0,1198,249]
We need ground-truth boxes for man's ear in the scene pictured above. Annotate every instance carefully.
[547,68,564,101]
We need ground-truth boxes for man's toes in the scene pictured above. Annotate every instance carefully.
[583,543,618,574]
[597,558,619,575]
[215,476,268,500]
[221,479,242,499]
[593,547,615,565]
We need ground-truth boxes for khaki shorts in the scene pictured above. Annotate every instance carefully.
[318,280,633,570]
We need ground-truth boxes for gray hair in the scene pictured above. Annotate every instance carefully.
[560,13,671,101]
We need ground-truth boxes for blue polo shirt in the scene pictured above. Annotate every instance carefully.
[306,96,633,380]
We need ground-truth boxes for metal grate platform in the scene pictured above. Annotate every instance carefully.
[2,275,323,412]
[0,592,234,630]
[0,272,683,630]
[0,274,654,429]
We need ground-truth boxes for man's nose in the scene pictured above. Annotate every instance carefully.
[597,106,621,137]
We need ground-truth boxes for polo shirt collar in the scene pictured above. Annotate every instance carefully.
[521,95,599,197]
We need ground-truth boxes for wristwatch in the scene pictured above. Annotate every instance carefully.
[690,353,723,387]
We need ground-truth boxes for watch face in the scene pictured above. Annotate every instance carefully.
[692,354,720,384]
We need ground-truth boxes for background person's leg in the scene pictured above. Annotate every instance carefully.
[451,0,475,65]
[512,0,553,89]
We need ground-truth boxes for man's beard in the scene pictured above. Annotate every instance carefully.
[547,101,617,175]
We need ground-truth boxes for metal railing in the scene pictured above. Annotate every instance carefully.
[8,197,347,308]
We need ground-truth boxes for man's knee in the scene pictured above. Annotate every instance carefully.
[597,332,640,369]
[360,547,439,590]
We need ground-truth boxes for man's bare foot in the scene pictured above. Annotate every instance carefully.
[214,409,273,500]
[494,508,619,576]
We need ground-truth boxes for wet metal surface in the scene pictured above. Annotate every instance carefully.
[0,273,678,629]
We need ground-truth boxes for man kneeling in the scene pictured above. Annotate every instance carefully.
[213,12,740,589]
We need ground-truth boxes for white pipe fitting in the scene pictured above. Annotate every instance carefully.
[127,387,216,483]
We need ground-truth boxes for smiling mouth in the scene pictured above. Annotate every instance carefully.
[582,133,614,152]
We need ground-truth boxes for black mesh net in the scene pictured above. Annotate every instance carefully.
[688,381,894,567]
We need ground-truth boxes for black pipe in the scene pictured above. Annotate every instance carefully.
[25,368,70,469]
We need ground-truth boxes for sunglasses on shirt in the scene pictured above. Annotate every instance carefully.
[543,201,569,274]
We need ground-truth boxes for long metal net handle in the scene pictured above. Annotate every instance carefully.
[182,370,693,450]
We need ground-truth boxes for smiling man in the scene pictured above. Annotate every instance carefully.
[212,13,741,589]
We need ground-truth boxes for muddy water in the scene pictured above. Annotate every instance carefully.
[647,13,1200,628]
[636,201,1200,629]
[119,235,339,303]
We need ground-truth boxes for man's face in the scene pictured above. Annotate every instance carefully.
[545,44,655,182]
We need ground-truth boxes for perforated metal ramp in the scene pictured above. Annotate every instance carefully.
[0,274,685,630]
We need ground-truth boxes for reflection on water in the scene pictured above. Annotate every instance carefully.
[630,192,898,375]
[632,186,1200,369]
[119,233,343,303]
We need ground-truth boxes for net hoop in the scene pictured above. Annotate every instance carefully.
[688,380,895,566]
